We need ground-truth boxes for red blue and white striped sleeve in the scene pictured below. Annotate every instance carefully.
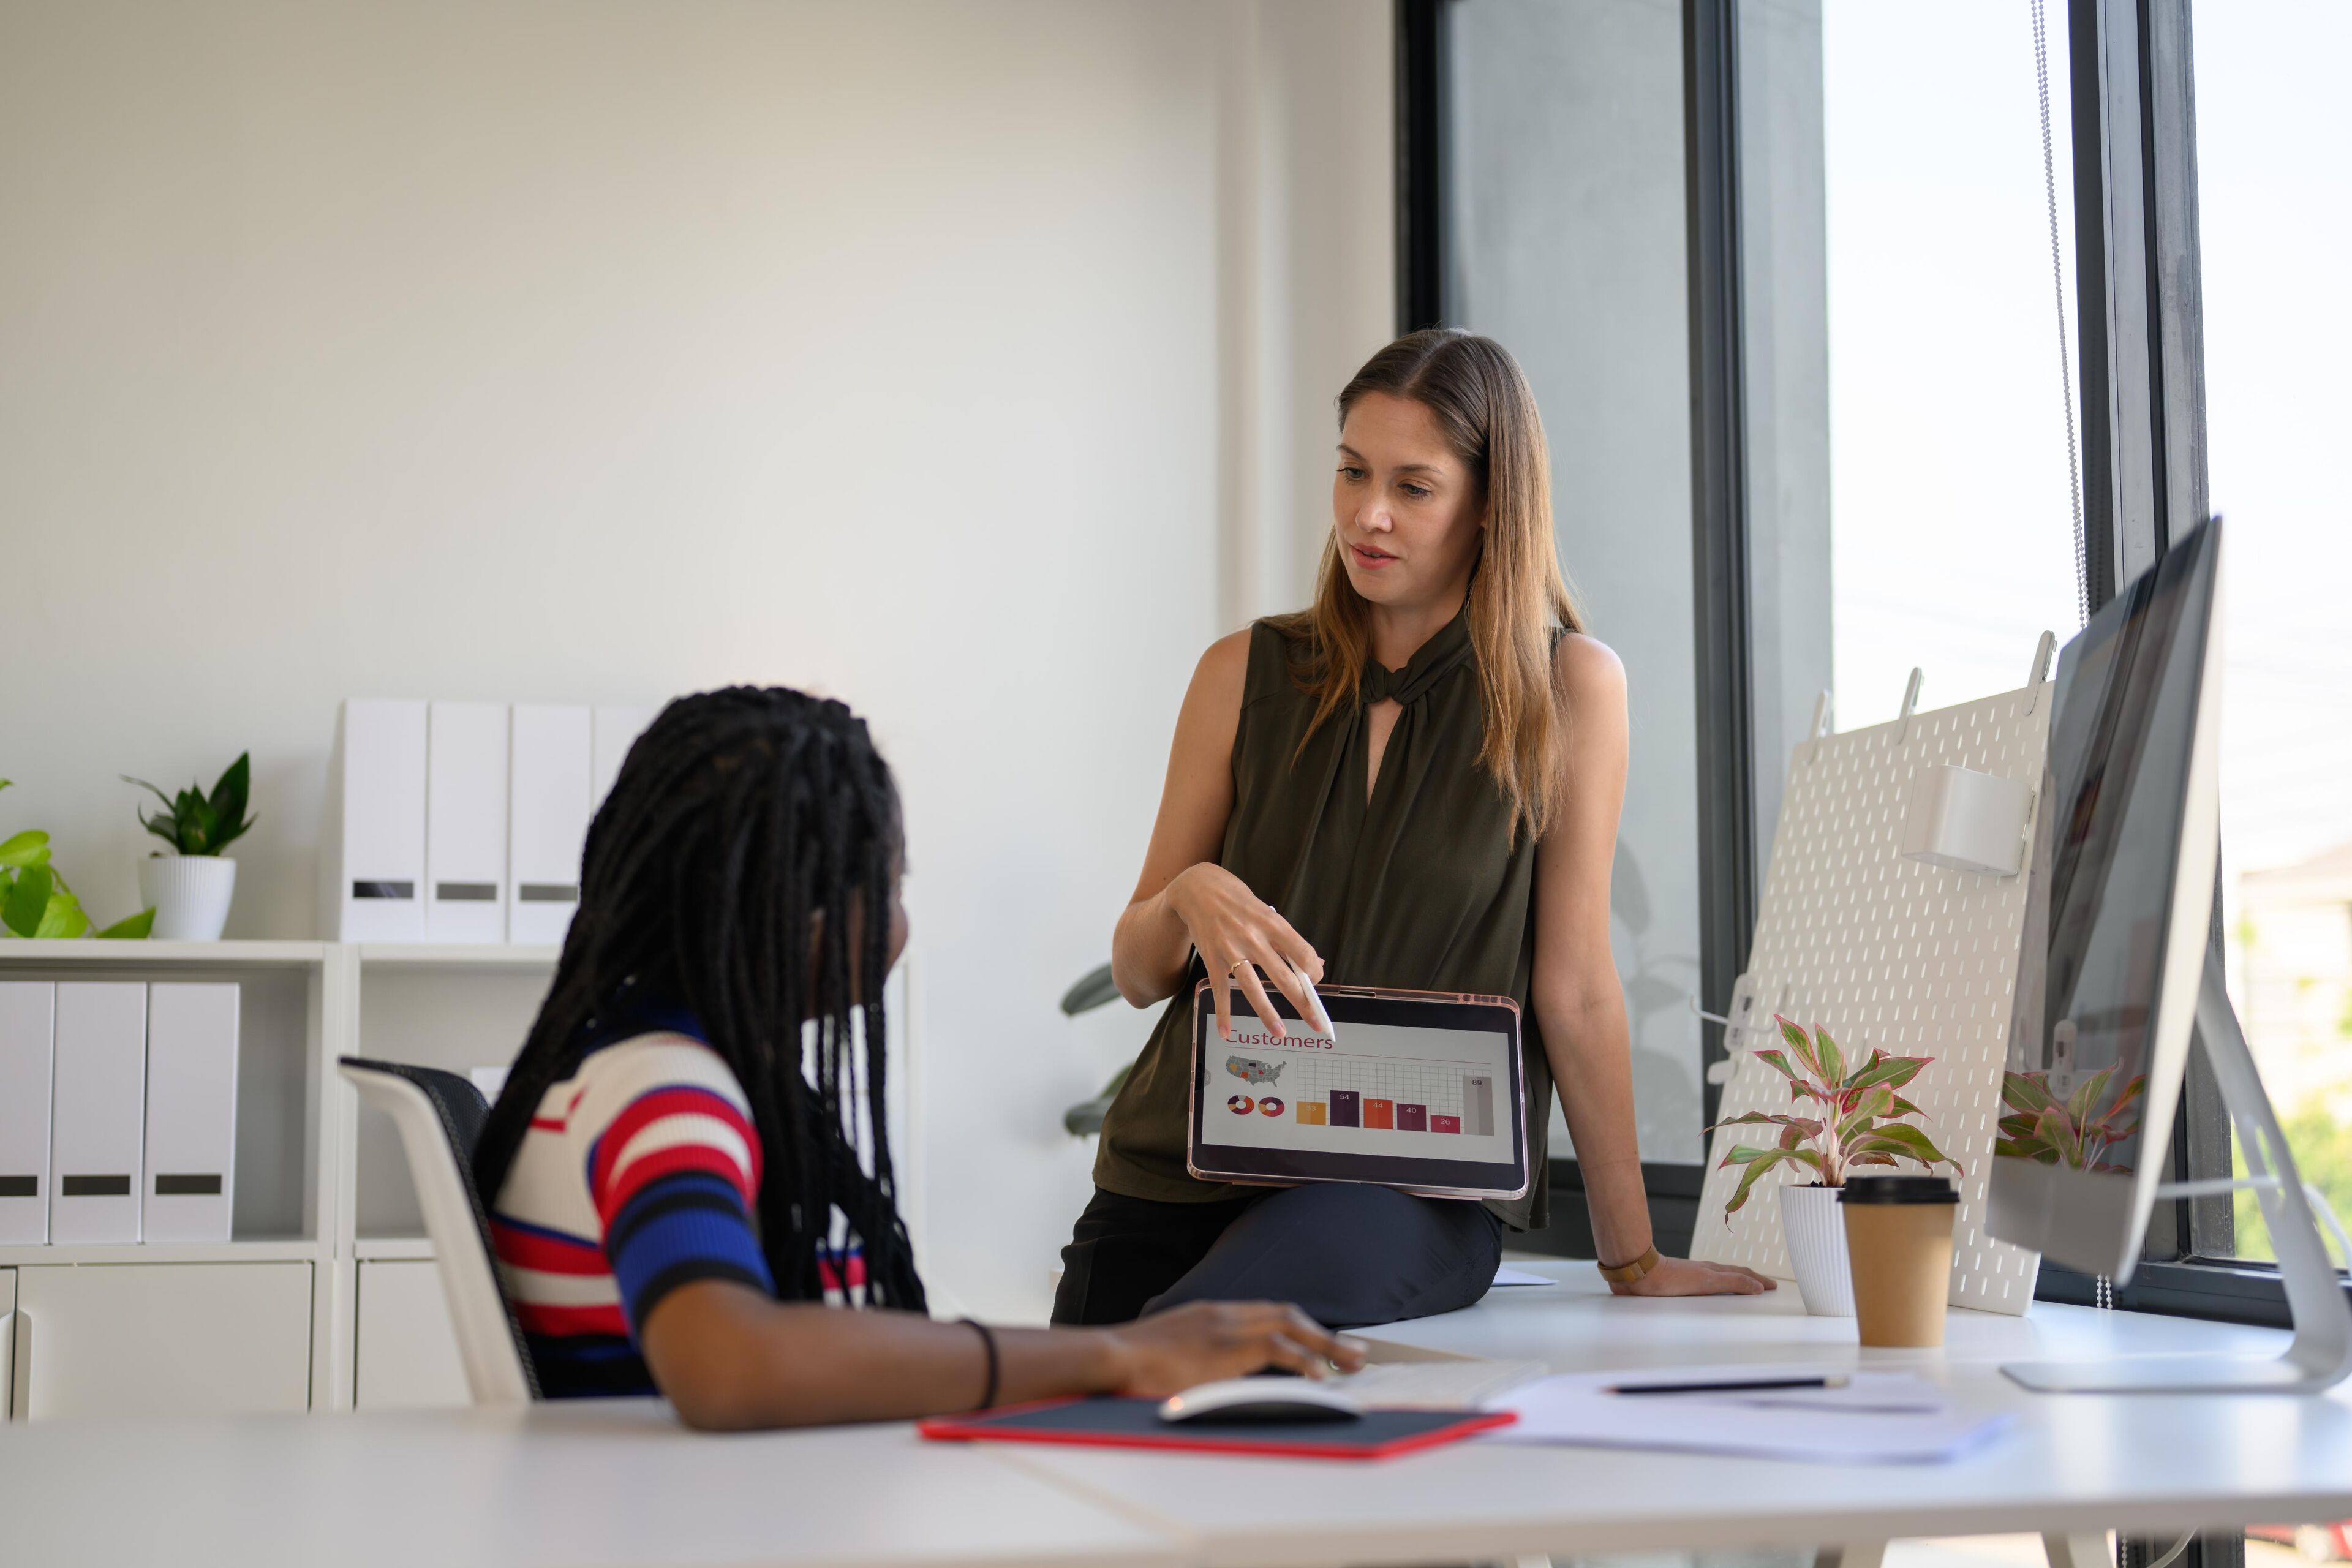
[568,1038,774,1336]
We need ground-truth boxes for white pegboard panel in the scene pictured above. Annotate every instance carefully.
[1689,677,2053,1315]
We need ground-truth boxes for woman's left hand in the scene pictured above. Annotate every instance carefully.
[1610,1255,1777,1297]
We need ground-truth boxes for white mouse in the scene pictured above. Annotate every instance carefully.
[1156,1378,1363,1424]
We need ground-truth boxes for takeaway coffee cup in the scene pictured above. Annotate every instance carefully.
[1839,1174,1959,1348]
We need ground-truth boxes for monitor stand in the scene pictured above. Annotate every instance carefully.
[2003,949,2352,1393]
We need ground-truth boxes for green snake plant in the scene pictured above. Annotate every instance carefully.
[124,752,257,856]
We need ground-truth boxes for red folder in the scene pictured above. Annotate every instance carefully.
[918,1395,1514,1460]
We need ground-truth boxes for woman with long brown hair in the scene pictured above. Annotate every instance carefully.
[1054,329,1773,1326]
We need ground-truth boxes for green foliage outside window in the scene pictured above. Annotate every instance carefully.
[2233,1095,2352,1268]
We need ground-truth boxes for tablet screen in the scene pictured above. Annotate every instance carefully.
[1188,982,1528,1199]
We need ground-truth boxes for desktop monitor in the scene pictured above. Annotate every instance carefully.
[1987,516,2225,1284]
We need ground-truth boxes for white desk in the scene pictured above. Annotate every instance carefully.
[997,1259,2352,1567]
[2,1262,2345,1568]
[0,1400,1182,1568]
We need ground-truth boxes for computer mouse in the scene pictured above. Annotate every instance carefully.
[1156,1378,1364,1423]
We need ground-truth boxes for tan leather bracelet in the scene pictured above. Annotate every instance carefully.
[1596,1244,1662,1284]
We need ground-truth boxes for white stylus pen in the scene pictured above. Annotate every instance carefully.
[1291,963,1336,1038]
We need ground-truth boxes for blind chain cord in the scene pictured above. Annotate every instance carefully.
[2033,0,2090,627]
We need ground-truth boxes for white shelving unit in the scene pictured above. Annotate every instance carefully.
[0,938,558,1419]
[355,944,562,970]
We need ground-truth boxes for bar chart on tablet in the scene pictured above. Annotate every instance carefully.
[1204,1019,1514,1162]
[1288,1060,1495,1136]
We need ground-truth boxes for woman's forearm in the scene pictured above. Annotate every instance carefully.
[641,1281,1366,1431]
[1112,631,1250,1010]
[1112,878,1197,1008]
[644,1284,1122,1430]
[1535,990,1656,1265]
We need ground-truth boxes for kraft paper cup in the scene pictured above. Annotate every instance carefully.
[1839,1175,1959,1349]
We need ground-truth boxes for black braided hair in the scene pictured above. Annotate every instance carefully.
[472,686,925,1313]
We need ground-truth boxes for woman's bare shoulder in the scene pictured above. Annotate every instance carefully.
[1553,630,1626,702]
[1177,628,1254,729]
[1199,627,1253,679]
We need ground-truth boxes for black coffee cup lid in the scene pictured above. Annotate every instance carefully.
[1838,1174,1958,1204]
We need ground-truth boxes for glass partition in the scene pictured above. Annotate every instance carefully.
[1444,0,1705,1163]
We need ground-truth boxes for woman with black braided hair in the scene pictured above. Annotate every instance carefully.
[475,686,1363,1429]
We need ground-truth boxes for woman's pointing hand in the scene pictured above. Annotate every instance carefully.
[1163,864,1326,1042]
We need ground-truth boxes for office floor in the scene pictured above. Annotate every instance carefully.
[1895,1537,2315,1568]
[1894,1540,2087,1568]
[1529,1543,2046,1568]
[2248,1543,2316,1568]
[1531,1537,2315,1568]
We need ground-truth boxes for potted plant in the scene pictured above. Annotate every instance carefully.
[1709,1016,1963,1316]
[0,780,153,938]
[1996,1068,2145,1169]
[124,753,255,941]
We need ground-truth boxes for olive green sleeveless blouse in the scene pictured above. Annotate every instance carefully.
[1094,606,1556,1230]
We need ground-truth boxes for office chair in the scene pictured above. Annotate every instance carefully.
[338,1057,539,1404]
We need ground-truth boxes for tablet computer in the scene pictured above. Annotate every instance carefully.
[1186,979,1528,1201]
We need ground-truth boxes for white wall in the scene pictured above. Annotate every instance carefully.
[1216,0,1400,625]
[0,0,1392,1321]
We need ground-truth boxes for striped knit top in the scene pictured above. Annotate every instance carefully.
[488,1021,774,1398]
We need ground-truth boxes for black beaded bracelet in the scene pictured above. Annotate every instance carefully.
[960,1317,999,1411]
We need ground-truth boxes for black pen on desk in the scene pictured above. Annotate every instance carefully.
[1606,1374,1849,1396]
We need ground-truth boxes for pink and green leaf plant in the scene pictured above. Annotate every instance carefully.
[1709,1016,1962,1215]
[1996,1067,2144,1172]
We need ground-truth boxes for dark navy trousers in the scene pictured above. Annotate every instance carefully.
[1050,1182,1501,1330]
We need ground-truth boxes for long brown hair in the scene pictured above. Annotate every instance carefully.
[1281,328,1581,840]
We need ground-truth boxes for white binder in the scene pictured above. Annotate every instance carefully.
[142,983,240,1244]
[591,703,660,812]
[323,699,428,941]
[508,704,592,944]
[0,982,55,1245]
[426,701,511,943]
[50,982,147,1244]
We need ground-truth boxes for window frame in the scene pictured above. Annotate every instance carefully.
[1392,0,1759,1244]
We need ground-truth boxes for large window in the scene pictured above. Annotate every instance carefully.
[1404,0,2351,1324]
[2195,0,2352,1267]
[1819,0,2084,731]
[1771,0,2352,1306]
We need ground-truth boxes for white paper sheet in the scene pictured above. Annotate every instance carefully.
[1491,1265,1558,1287]
[1483,1366,2009,1464]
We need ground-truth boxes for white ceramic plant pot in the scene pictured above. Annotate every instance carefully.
[1779,1182,1856,1317]
[139,854,237,941]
